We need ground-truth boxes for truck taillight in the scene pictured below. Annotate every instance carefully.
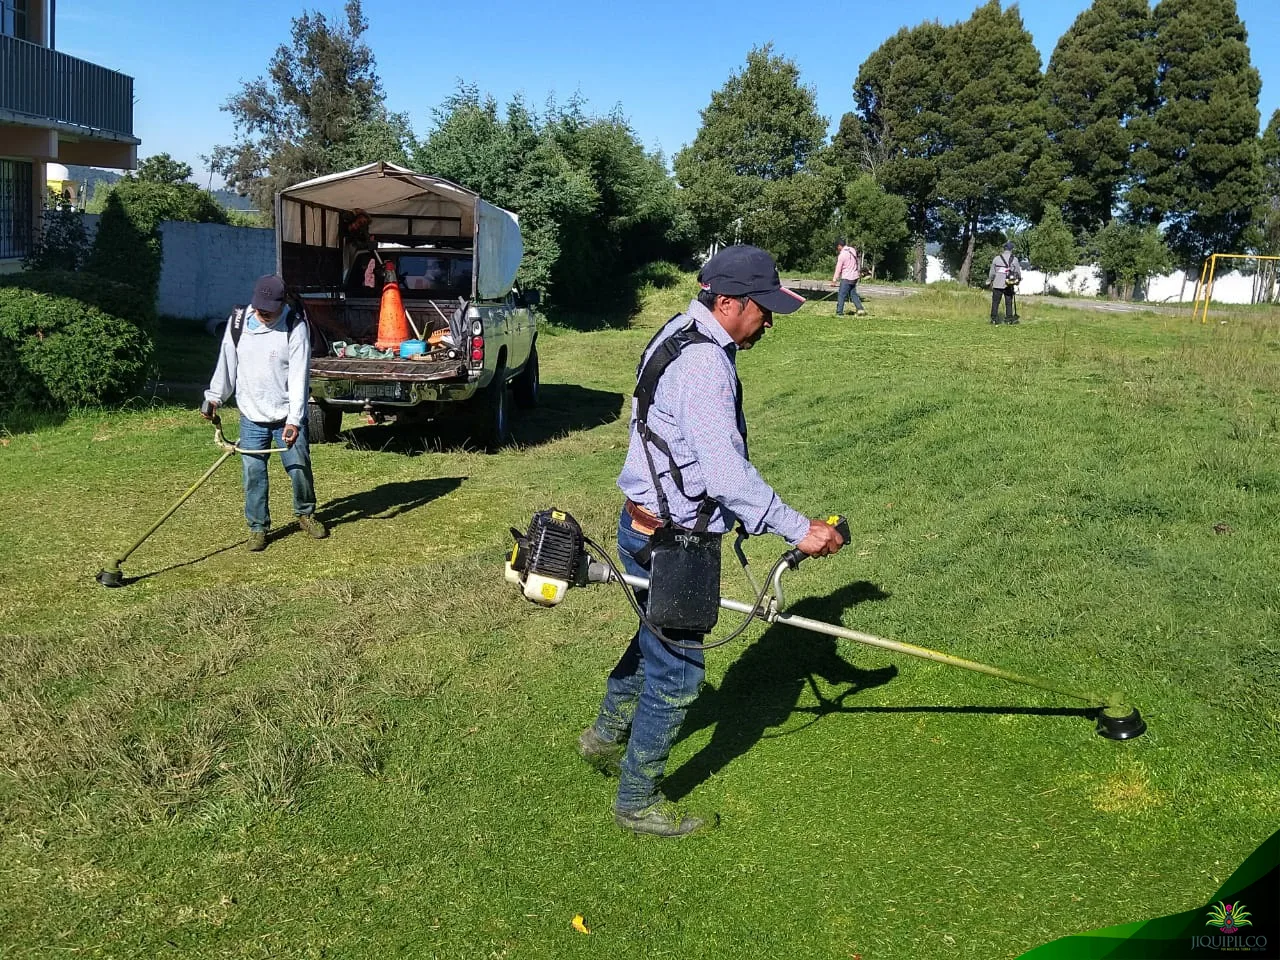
[471,335,484,363]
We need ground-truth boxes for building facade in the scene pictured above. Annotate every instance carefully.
[0,0,138,271]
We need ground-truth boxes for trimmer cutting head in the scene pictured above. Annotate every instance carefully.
[1096,704,1146,740]
[95,566,126,588]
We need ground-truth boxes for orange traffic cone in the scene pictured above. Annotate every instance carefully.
[374,266,411,351]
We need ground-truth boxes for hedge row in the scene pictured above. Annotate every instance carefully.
[0,269,156,329]
[0,288,153,411]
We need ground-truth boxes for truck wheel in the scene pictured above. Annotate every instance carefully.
[513,342,539,409]
[482,364,511,451]
[307,400,342,444]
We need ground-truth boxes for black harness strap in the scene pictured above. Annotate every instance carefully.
[633,317,743,534]
[229,302,302,348]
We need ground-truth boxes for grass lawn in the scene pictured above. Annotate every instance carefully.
[1,281,1277,958]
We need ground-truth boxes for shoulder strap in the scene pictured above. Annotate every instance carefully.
[633,318,741,529]
[230,303,301,347]
[228,305,247,347]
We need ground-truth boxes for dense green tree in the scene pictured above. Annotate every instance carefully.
[1128,0,1261,267]
[1026,208,1080,288]
[1256,110,1280,254]
[852,20,951,281]
[209,0,414,221]
[674,44,828,258]
[837,175,910,276]
[415,86,691,306]
[1039,0,1156,234]
[936,1,1045,284]
[546,102,696,292]
[415,89,594,299]
[134,153,194,185]
[1090,221,1173,298]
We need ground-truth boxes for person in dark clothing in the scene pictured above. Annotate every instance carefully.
[987,241,1022,324]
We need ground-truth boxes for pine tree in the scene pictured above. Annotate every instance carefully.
[209,0,415,220]
[1256,110,1280,255]
[1128,0,1261,267]
[1040,0,1156,235]
[936,1,1045,284]
[852,20,951,282]
[674,44,828,256]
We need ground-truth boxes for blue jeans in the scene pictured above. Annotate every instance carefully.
[238,414,317,532]
[836,279,864,315]
[593,508,708,812]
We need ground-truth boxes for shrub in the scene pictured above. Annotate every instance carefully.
[0,269,157,329]
[0,288,153,411]
[24,206,90,272]
[85,179,229,307]
[85,191,162,306]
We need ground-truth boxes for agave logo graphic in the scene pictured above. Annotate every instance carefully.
[1206,900,1253,935]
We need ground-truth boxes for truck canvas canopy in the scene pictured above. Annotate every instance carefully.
[276,161,524,300]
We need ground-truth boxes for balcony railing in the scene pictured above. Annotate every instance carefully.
[0,34,134,138]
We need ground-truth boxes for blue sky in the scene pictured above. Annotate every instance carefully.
[57,0,1280,186]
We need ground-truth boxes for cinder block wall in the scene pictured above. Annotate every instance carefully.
[157,221,274,320]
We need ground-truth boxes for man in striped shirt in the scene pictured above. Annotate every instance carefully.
[578,245,846,837]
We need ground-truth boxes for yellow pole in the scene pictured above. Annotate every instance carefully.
[1192,258,1209,322]
[1201,254,1219,324]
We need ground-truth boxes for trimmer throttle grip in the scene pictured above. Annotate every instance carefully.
[785,515,850,569]
[833,515,851,544]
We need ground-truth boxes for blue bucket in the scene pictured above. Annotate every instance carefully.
[399,339,426,358]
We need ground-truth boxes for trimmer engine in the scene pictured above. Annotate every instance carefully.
[505,509,589,605]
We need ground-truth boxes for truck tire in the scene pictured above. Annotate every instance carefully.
[307,400,342,444]
[482,364,511,451]
[513,342,539,409]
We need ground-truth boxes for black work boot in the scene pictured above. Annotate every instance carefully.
[613,800,715,838]
[577,726,625,776]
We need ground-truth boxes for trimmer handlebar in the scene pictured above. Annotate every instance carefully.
[784,515,851,569]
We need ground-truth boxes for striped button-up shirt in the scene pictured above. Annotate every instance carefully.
[617,300,810,544]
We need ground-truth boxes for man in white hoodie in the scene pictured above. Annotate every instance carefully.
[201,275,327,551]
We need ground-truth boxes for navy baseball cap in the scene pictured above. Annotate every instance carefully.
[251,275,286,313]
[1003,241,1015,251]
[699,245,805,315]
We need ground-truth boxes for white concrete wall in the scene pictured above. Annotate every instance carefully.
[156,220,274,320]
[931,261,1276,304]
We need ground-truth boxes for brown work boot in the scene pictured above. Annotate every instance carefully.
[246,531,268,552]
[296,514,329,539]
[614,800,714,838]
[577,726,625,776]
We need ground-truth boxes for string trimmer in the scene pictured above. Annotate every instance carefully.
[95,415,288,588]
[505,509,1146,740]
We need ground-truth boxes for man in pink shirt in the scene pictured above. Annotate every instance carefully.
[832,238,867,317]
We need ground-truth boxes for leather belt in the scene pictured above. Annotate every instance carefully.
[624,499,663,535]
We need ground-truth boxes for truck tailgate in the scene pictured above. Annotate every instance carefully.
[310,356,468,381]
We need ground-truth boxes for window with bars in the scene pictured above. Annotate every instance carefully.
[1,0,29,40]
[0,160,34,260]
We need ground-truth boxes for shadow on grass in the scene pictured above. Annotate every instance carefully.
[112,541,245,586]
[663,581,897,801]
[316,476,465,530]
[341,383,624,456]
[541,261,685,331]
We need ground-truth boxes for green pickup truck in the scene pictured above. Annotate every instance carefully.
[276,162,539,450]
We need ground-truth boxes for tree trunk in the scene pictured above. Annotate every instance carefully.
[958,217,976,287]
[913,235,926,284]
